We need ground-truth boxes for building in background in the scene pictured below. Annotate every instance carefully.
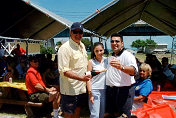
[145,43,168,54]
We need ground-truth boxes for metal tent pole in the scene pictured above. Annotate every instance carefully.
[104,39,109,56]
[90,35,93,53]
[170,36,175,64]
[25,38,29,56]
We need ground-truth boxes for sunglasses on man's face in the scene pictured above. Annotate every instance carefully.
[110,40,120,43]
[72,30,83,34]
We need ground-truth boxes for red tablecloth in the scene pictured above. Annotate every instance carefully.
[131,91,176,118]
[147,91,176,108]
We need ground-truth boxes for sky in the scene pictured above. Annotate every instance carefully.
[30,0,112,22]
[30,0,174,50]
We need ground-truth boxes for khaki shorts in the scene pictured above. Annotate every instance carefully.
[29,91,49,104]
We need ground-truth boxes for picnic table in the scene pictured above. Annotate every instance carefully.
[0,81,43,117]
[132,91,176,118]
[147,91,176,110]
[0,81,27,91]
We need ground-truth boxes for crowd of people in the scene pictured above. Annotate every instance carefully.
[0,22,176,118]
[0,44,62,117]
[0,52,27,81]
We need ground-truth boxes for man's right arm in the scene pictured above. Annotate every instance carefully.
[28,72,52,92]
[64,70,91,81]
[34,83,52,92]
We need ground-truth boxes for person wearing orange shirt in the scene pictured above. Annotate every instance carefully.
[25,55,60,118]
[11,44,26,56]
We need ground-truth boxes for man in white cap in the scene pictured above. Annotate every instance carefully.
[58,22,91,118]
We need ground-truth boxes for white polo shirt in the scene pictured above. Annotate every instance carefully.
[106,49,138,87]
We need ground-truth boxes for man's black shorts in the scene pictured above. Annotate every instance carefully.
[61,93,87,114]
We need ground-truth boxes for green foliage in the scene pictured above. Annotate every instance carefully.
[56,41,62,49]
[56,41,62,46]
[81,38,91,51]
[131,39,157,52]
[40,45,46,54]
[145,39,157,48]
[40,45,54,54]
[131,39,146,49]
[46,47,55,54]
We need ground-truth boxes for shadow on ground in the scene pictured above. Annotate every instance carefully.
[0,103,90,118]
[0,104,26,117]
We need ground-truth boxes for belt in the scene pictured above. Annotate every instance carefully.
[107,84,134,88]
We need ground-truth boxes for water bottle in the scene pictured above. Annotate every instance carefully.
[9,77,12,83]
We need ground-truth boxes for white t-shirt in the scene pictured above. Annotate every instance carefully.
[91,57,108,89]
[106,49,138,87]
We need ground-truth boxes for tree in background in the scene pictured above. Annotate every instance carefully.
[131,39,157,52]
[55,41,62,52]
[81,38,91,51]
[56,41,62,47]
[145,39,157,49]
[131,39,146,52]
[40,44,54,54]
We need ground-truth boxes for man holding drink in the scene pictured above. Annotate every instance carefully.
[105,33,138,118]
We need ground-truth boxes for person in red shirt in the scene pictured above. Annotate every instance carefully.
[25,55,60,118]
[11,44,26,56]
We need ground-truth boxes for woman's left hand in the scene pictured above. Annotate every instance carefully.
[89,93,94,104]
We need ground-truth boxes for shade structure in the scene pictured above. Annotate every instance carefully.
[0,0,72,40]
[119,21,166,36]
[82,0,176,37]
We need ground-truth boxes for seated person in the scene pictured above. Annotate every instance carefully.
[161,57,174,81]
[0,58,7,78]
[42,60,61,115]
[170,64,176,87]
[25,56,60,118]
[16,61,24,79]
[3,56,18,81]
[161,57,176,90]
[132,63,153,111]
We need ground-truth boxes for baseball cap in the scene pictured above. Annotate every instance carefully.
[71,22,83,31]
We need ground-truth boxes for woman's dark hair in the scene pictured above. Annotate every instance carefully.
[91,42,104,59]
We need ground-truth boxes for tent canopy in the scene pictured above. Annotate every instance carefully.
[119,21,166,36]
[55,21,166,37]
[82,0,176,37]
[0,0,72,40]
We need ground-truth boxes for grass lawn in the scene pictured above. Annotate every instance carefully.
[135,53,176,64]
[55,53,176,64]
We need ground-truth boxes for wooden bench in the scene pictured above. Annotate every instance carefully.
[0,98,43,117]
